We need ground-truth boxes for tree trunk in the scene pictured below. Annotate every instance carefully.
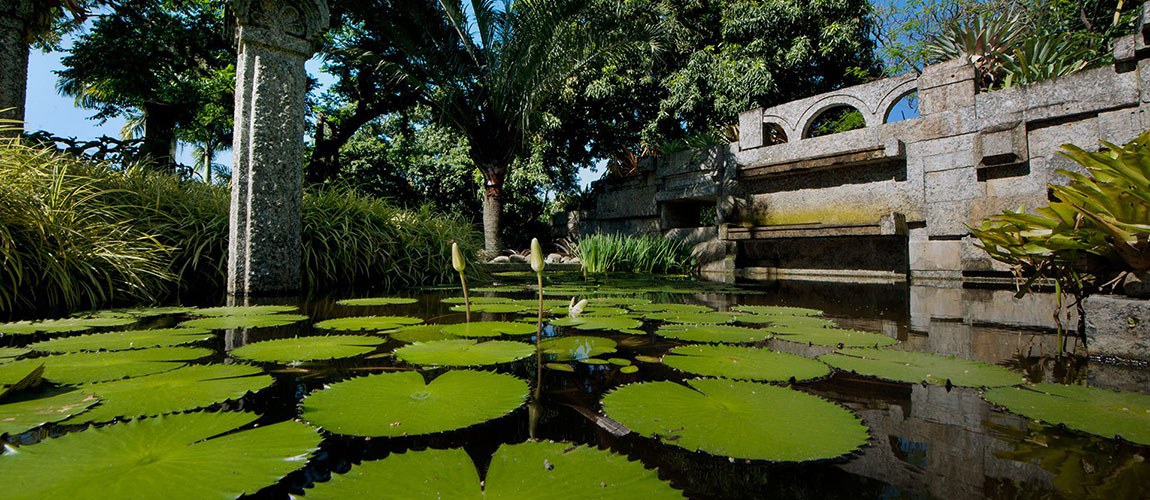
[0,13,29,135]
[141,102,178,173]
[306,118,341,184]
[481,166,506,255]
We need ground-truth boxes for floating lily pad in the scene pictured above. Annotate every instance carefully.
[441,297,520,305]
[771,325,896,347]
[589,297,652,307]
[0,347,213,385]
[440,321,537,337]
[620,366,639,374]
[579,358,609,365]
[179,314,308,330]
[0,317,136,335]
[0,347,30,361]
[550,316,644,333]
[336,297,419,306]
[608,358,632,366]
[394,339,533,366]
[545,363,575,373]
[450,303,528,314]
[656,324,772,344]
[731,305,822,316]
[0,390,99,436]
[190,305,300,316]
[635,355,662,363]
[0,363,44,392]
[28,328,214,353]
[664,345,830,382]
[307,441,681,499]
[1,411,319,500]
[644,311,737,324]
[983,384,1150,445]
[756,315,839,329]
[231,335,386,363]
[539,336,618,361]
[302,370,528,437]
[114,306,198,317]
[391,324,454,343]
[819,348,1023,387]
[62,364,274,424]
[314,316,423,332]
[601,378,868,462]
[627,303,713,314]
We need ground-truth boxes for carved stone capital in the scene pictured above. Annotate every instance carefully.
[234,0,329,42]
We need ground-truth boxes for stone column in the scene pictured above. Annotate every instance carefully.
[0,0,32,128]
[228,0,328,296]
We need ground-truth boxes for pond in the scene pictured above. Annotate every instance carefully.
[1,274,1148,499]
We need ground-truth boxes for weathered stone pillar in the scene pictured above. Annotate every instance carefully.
[0,0,32,128]
[228,0,328,296]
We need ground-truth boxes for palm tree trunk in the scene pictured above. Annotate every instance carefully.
[0,12,29,134]
[481,165,506,255]
[141,102,178,173]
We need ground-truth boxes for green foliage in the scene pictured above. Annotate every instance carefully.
[230,335,386,363]
[806,106,867,138]
[28,328,213,353]
[984,383,1150,445]
[663,344,831,382]
[393,339,534,366]
[820,348,1024,388]
[574,233,694,275]
[0,346,211,385]
[0,390,99,437]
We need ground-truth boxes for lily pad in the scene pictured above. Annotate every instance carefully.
[63,364,274,424]
[113,306,198,317]
[550,316,644,333]
[0,347,214,385]
[620,365,640,374]
[819,348,1023,387]
[394,339,534,366]
[190,305,300,316]
[440,321,537,337]
[391,324,454,343]
[663,345,830,382]
[441,297,520,305]
[771,325,896,347]
[307,441,681,499]
[579,358,609,365]
[545,363,575,373]
[539,336,618,361]
[302,370,528,437]
[231,335,386,363]
[731,305,822,316]
[657,324,772,344]
[179,314,309,330]
[1,411,319,500]
[635,355,662,363]
[601,378,869,462]
[450,303,529,314]
[0,317,136,335]
[550,306,630,317]
[589,297,653,307]
[336,297,419,306]
[983,384,1150,445]
[627,303,713,314]
[0,390,99,436]
[0,347,30,361]
[644,311,737,325]
[754,315,839,329]
[28,328,214,353]
[314,316,423,332]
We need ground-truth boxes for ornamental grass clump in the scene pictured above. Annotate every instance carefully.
[575,233,693,275]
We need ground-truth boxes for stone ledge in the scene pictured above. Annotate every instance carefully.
[1084,295,1150,363]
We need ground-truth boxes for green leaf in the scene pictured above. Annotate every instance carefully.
[545,363,575,372]
[390,324,455,343]
[770,325,896,347]
[63,364,274,424]
[819,348,1024,387]
[550,316,644,332]
[656,324,772,344]
[440,321,537,337]
[111,306,197,317]
[450,303,529,313]
[731,305,822,316]
[539,336,618,361]
[1,411,320,500]
[394,339,534,366]
[0,390,99,437]
[0,317,137,335]
[627,303,713,313]
[601,379,868,462]
[28,328,214,353]
[0,347,213,385]
[0,347,30,361]
[189,305,300,316]
[314,316,424,331]
[178,314,309,330]
[231,335,386,363]
[663,345,831,382]
[983,384,1150,445]
[336,297,419,306]
[302,370,528,437]
[644,311,737,324]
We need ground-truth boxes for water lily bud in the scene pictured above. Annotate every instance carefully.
[530,238,544,273]
[452,242,465,272]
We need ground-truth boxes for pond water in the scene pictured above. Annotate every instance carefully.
[1,275,1148,499]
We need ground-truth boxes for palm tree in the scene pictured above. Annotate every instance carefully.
[0,0,88,129]
[355,0,660,253]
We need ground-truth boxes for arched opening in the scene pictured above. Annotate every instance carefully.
[765,123,788,145]
[805,105,866,138]
[884,90,920,124]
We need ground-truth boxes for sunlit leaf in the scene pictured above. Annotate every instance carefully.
[336,297,419,306]
[440,321,537,337]
[394,339,533,366]
[983,384,1150,445]
[390,324,454,343]
[189,305,300,316]
[731,305,822,316]
[539,336,617,361]
[179,314,309,330]
[314,316,423,332]
[819,348,1023,387]
[550,316,643,332]
[770,325,896,347]
[664,345,831,382]
[0,390,99,436]
[656,324,772,344]
[28,328,213,353]
[231,335,386,363]
[0,317,136,335]
[0,347,213,385]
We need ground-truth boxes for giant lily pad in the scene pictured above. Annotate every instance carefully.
[307,441,681,499]
[770,325,896,347]
[656,324,772,344]
[337,297,418,306]
[314,316,423,332]
[190,305,300,316]
[0,390,99,436]
[663,345,831,382]
[601,378,868,462]
[394,339,533,366]
[62,363,274,424]
[731,305,822,316]
[0,317,136,335]
[302,370,528,437]
[179,314,308,330]
[550,316,644,333]
[0,347,213,385]
[819,348,1024,387]
[983,384,1150,445]
[627,303,713,314]
[644,311,738,324]
[111,306,197,317]
[440,321,537,337]
[1,411,319,500]
[450,303,529,314]
[390,325,454,343]
[231,335,386,363]
[28,328,214,353]
[539,336,618,361]
[0,347,30,361]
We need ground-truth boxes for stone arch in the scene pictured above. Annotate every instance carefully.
[878,79,920,124]
[799,94,875,139]
[761,114,791,145]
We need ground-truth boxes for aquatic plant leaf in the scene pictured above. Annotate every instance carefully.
[231,335,386,363]
[983,384,1150,445]
[545,363,575,372]
[0,363,43,393]
[550,316,644,332]
[441,296,520,305]
[635,355,662,363]
[63,364,274,424]
[0,317,136,335]
[771,325,896,347]
[644,311,738,324]
[301,370,528,437]
[395,339,533,366]
[627,303,714,313]
[758,316,839,329]
[314,316,423,332]
[819,348,1023,387]
[179,314,309,330]
[307,441,681,499]
[657,324,772,344]
[663,345,830,382]
[620,365,640,374]
[190,305,300,317]
[731,305,822,316]
[1,411,320,500]
[0,347,213,385]
[450,303,528,313]
[440,321,537,337]
[579,358,609,365]
[390,324,454,343]
[589,297,652,307]
[539,336,618,361]
[112,306,197,317]
[0,347,30,361]
[0,390,99,436]
[602,379,869,461]
[549,305,630,317]
[28,328,214,353]
[608,358,632,366]
[336,297,418,306]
